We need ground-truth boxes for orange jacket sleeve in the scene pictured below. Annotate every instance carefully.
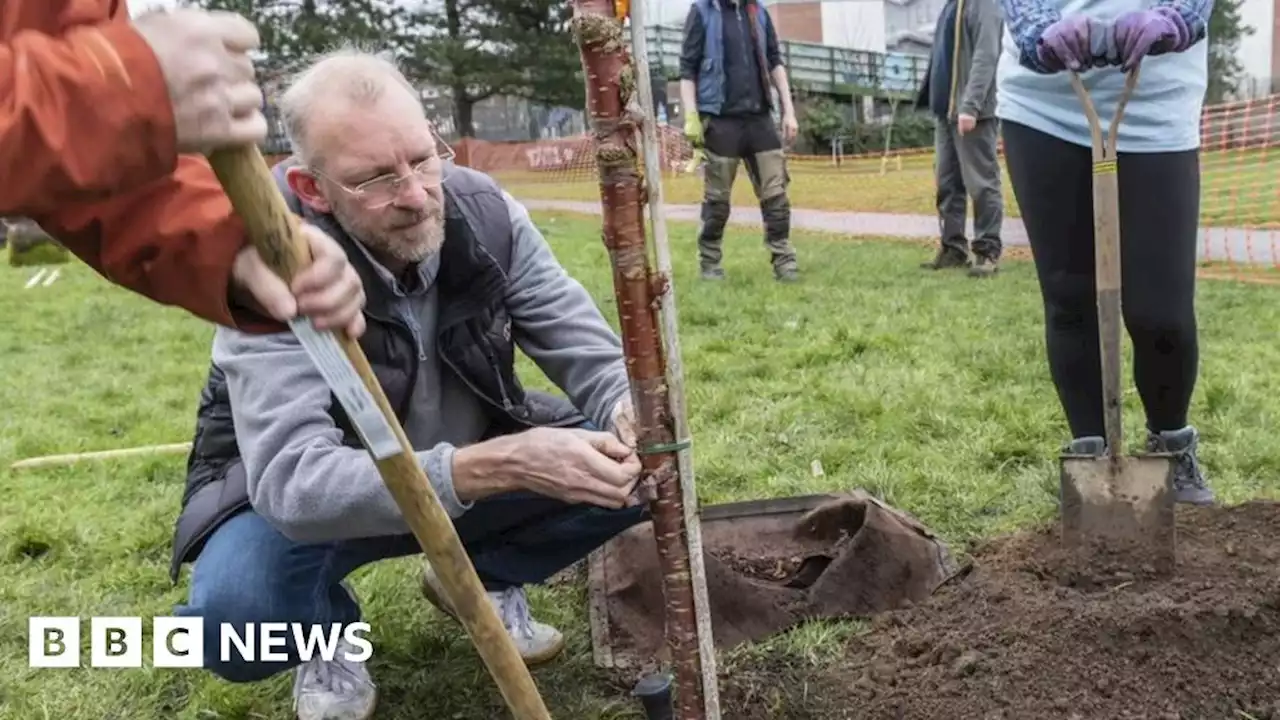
[0,2,271,330]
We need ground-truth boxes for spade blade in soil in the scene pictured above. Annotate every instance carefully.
[1059,451,1177,574]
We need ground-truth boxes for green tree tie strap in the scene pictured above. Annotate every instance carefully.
[637,439,692,456]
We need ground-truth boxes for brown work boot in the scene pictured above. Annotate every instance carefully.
[968,254,999,277]
[920,247,970,270]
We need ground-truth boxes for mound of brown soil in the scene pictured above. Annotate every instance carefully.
[720,501,1280,719]
[737,502,1280,712]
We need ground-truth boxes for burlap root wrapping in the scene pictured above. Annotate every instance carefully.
[589,490,960,669]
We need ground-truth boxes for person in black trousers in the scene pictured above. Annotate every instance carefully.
[996,0,1215,504]
[679,0,800,283]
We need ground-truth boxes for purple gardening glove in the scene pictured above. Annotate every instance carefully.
[1113,8,1190,70]
[1037,15,1115,72]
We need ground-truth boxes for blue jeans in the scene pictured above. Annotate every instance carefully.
[175,472,647,682]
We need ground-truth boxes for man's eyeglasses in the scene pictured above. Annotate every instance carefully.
[313,138,456,210]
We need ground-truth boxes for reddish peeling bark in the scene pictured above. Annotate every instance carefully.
[570,3,707,719]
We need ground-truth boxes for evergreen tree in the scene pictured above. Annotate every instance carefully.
[402,0,583,137]
[182,0,407,82]
[1206,0,1255,103]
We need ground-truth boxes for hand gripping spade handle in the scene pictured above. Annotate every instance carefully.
[205,144,553,720]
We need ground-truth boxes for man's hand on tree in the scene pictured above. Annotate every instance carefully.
[610,397,637,448]
[456,427,642,510]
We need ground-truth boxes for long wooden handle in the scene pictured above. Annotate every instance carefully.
[205,145,552,720]
[1070,67,1140,458]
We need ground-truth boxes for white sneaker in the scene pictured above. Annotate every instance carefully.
[292,583,377,720]
[420,562,566,665]
[291,636,377,720]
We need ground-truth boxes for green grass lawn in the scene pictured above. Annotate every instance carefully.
[497,146,1280,229]
[4,212,1280,719]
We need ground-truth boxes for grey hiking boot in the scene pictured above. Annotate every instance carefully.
[1063,431,1214,506]
[700,266,726,281]
[968,254,999,278]
[1146,426,1214,506]
[292,584,377,720]
[921,246,970,270]
[1065,436,1107,456]
[421,563,566,665]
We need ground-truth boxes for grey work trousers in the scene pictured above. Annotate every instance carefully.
[934,116,1004,260]
[697,112,798,273]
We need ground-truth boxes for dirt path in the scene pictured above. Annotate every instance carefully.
[519,198,1280,266]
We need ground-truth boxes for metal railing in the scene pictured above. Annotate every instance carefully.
[643,24,929,98]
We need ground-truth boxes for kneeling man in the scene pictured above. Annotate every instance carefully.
[166,48,647,720]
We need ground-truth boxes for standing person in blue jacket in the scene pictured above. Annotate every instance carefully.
[680,0,800,283]
[996,0,1215,504]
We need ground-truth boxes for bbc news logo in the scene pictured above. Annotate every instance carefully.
[29,617,372,668]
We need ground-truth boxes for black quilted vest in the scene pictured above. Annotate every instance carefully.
[167,159,584,582]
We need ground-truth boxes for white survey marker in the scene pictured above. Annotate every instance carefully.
[289,317,402,460]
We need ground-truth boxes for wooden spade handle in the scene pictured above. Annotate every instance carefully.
[1069,66,1140,459]
[205,145,552,720]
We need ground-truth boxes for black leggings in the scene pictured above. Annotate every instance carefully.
[1001,120,1201,439]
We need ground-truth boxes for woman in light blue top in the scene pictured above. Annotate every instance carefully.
[995,0,1215,504]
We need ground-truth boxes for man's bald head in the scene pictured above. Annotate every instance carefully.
[279,47,424,169]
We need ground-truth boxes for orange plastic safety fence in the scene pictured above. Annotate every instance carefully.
[453,123,695,182]
[1195,93,1280,282]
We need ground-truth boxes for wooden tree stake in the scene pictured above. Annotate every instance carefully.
[625,3,720,718]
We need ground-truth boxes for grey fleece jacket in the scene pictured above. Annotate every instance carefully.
[212,193,631,544]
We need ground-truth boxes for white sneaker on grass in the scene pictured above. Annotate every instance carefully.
[292,583,377,720]
[292,637,377,720]
[420,562,566,665]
